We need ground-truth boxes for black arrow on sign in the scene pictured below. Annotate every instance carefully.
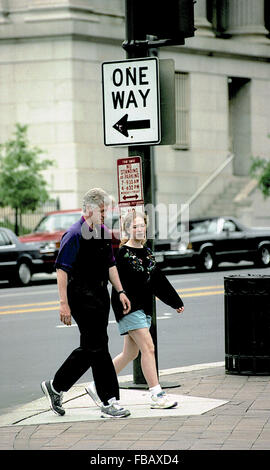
[123,194,139,200]
[113,114,150,137]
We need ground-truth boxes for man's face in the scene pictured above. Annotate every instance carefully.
[91,204,107,226]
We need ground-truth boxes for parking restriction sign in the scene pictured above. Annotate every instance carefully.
[117,157,144,207]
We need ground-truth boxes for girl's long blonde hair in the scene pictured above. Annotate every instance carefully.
[119,211,147,247]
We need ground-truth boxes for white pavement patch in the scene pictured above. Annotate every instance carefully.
[0,390,227,427]
[0,363,227,427]
[7,389,227,426]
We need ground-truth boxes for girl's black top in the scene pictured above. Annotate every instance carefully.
[111,244,184,322]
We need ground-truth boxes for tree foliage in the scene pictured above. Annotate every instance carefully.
[249,134,270,198]
[250,157,270,198]
[250,137,270,199]
[0,123,54,233]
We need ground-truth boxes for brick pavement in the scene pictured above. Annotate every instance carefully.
[1,366,270,453]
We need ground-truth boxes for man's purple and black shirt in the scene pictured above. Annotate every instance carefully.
[55,216,115,294]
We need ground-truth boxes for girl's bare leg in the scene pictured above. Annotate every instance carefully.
[113,334,139,374]
[128,328,159,388]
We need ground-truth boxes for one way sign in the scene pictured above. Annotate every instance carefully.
[102,57,160,146]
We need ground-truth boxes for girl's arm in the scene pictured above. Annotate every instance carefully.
[150,266,184,310]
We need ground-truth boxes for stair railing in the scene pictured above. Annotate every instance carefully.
[168,153,235,237]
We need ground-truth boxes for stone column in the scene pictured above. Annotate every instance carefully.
[194,0,215,37]
[227,0,268,42]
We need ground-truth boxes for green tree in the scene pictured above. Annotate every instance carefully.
[0,123,54,234]
[249,134,270,199]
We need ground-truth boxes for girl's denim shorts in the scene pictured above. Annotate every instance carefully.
[118,309,151,335]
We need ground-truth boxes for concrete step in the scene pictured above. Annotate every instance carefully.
[205,176,253,217]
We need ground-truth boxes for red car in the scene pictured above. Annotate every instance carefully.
[19,208,120,272]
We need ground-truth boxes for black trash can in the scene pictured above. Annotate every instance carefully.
[224,274,270,375]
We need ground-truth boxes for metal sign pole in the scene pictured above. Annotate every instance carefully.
[119,1,157,388]
[120,1,180,390]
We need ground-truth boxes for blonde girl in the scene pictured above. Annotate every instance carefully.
[86,211,184,409]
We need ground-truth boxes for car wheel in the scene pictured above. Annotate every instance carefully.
[257,246,270,267]
[17,262,32,286]
[200,249,215,271]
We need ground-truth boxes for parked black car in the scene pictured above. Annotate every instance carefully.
[0,227,57,286]
[154,216,270,271]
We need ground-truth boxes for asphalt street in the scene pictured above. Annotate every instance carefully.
[1,263,269,417]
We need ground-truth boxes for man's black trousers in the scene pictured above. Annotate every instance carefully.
[52,286,119,404]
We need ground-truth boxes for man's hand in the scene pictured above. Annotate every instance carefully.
[59,300,72,326]
[56,269,71,325]
[109,266,132,315]
[119,293,131,315]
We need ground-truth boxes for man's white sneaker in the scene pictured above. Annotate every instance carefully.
[101,398,130,418]
[85,382,102,407]
[150,392,178,409]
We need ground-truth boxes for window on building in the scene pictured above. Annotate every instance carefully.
[175,72,190,149]
[228,76,251,176]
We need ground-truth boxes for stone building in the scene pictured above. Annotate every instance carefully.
[0,0,269,225]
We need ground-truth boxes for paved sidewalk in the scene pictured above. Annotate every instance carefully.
[1,363,270,452]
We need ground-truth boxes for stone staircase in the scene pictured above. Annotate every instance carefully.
[206,176,256,219]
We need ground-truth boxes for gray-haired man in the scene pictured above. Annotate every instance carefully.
[41,188,131,418]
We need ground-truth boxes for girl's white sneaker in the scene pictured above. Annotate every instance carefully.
[150,392,178,409]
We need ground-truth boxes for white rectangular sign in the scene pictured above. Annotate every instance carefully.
[117,156,144,206]
[102,57,160,146]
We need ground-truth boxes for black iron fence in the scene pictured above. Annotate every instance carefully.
[0,199,60,235]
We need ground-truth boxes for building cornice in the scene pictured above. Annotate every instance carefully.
[0,4,269,63]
